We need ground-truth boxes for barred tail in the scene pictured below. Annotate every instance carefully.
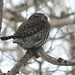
[0,35,15,41]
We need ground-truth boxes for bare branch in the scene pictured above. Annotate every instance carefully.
[50,31,75,40]
[50,12,75,19]
[51,18,75,28]
[0,0,3,31]
[37,48,75,66]
[5,50,34,75]
[0,69,3,75]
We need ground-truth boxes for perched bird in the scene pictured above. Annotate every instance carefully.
[0,13,50,50]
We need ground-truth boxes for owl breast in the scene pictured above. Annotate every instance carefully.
[13,28,49,50]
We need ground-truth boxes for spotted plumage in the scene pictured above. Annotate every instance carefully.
[0,13,50,50]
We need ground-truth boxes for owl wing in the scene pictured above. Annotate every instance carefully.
[14,20,46,38]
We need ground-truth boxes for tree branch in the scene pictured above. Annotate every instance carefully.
[0,0,3,74]
[50,12,75,19]
[4,50,34,75]
[50,31,75,40]
[0,0,3,31]
[37,48,75,66]
[1,47,75,74]
[0,69,3,75]
[51,18,75,28]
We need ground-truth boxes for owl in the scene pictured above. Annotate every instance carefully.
[0,13,50,50]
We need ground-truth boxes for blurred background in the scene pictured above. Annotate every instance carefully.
[0,0,75,75]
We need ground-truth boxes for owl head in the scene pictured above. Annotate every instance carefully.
[28,13,48,22]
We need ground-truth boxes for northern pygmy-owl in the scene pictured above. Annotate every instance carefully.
[0,13,50,50]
